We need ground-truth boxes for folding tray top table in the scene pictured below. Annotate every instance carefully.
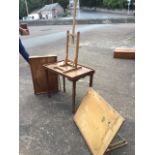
[43,60,95,113]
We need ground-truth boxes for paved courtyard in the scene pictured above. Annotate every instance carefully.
[20,23,135,155]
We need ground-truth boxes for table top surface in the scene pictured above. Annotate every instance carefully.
[44,60,95,79]
[114,48,135,53]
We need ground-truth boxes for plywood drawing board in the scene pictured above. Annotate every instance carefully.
[114,48,135,59]
[74,88,125,155]
[29,55,58,94]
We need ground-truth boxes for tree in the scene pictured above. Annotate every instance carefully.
[19,0,27,18]
[102,0,127,9]
[80,0,132,9]
[52,0,69,9]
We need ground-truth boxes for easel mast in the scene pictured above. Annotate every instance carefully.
[64,0,80,69]
[72,0,78,44]
[55,0,81,73]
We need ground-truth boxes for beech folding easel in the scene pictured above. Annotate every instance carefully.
[54,0,82,73]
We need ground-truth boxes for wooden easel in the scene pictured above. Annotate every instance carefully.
[54,0,82,73]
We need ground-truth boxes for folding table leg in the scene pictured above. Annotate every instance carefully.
[89,74,94,87]
[63,76,66,92]
[72,81,76,114]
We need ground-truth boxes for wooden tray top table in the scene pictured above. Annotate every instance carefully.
[43,60,95,113]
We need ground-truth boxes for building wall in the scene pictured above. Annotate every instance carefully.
[28,14,40,20]
[56,5,64,16]
[40,5,64,19]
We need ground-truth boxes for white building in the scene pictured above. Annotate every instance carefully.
[23,3,64,21]
[38,3,64,19]
[28,13,40,20]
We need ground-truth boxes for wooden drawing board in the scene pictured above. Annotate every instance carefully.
[74,88,125,155]
[114,48,135,59]
[29,55,58,94]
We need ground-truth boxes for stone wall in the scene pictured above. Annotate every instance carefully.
[19,17,135,26]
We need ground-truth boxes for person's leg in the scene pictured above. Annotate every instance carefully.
[19,38,29,63]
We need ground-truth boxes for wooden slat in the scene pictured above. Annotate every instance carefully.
[74,88,124,155]
[114,48,135,59]
[29,55,58,94]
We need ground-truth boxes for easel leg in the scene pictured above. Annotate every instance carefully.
[63,76,66,92]
[65,31,69,64]
[106,134,128,153]
[45,69,51,98]
[74,32,80,68]
[89,74,94,87]
[72,81,76,114]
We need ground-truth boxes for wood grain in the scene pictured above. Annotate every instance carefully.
[74,88,124,155]
[29,55,58,94]
[44,60,94,80]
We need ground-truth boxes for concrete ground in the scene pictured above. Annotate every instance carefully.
[20,23,135,155]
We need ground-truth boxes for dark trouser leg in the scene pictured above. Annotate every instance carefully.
[72,81,76,114]
[19,38,29,63]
